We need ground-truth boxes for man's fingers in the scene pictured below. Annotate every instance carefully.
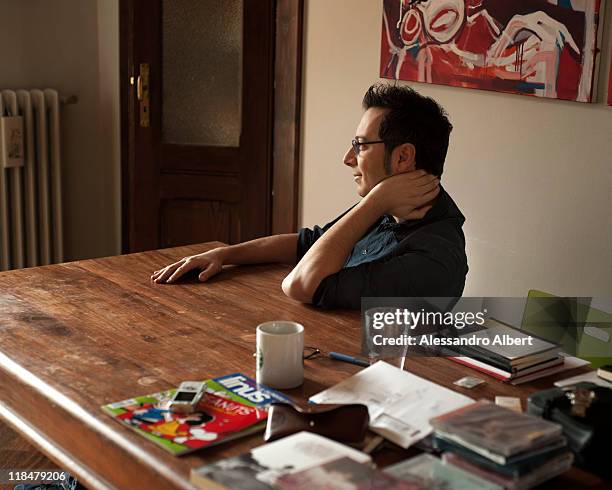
[421,185,440,202]
[151,268,165,279]
[166,260,195,284]
[151,253,221,285]
[404,171,437,188]
[153,260,184,283]
[403,169,428,181]
[154,266,176,284]
[415,174,439,187]
[198,264,216,283]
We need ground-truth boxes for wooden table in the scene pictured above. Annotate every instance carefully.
[0,243,607,489]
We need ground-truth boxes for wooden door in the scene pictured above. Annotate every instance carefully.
[120,0,301,252]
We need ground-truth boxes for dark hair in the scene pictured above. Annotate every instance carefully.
[362,84,452,177]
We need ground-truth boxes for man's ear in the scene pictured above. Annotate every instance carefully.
[393,143,416,173]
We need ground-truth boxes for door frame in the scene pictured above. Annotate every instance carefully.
[119,0,303,253]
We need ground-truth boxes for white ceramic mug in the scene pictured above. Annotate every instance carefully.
[256,321,304,389]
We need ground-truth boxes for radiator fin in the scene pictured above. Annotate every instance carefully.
[0,88,64,271]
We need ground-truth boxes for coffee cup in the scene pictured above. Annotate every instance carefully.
[256,321,304,389]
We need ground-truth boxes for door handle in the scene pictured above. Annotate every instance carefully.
[137,75,143,100]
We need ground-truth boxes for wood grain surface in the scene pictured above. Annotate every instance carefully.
[0,243,607,489]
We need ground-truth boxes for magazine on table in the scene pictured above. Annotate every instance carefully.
[102,373,290,455]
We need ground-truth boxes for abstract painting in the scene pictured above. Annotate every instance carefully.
[380,0,603,102]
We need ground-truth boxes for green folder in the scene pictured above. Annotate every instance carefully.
[521,290,612,368]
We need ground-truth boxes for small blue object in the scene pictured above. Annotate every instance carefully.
[132,407,168,423]
[329,352,370,368]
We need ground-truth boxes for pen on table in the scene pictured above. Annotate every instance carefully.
[329,351,370,368]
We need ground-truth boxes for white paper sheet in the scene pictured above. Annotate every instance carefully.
[309,361,473,448]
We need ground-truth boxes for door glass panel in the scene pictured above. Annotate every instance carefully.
[162,0,243,146]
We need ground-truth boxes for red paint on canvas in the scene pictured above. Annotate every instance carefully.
[380,0,602,102]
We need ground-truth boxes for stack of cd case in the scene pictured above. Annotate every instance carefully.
[429,401,573,490]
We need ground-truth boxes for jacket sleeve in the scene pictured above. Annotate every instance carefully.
[295,205,357,261]
[312,236,467,309]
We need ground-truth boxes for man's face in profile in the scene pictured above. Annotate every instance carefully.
[343,107,391,197]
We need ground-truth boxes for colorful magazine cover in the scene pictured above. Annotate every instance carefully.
[102,373,289,456]
[211,373,291,408]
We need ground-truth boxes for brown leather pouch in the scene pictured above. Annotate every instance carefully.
[264,402,369,444]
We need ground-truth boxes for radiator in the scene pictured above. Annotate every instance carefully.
[0,89,64,271]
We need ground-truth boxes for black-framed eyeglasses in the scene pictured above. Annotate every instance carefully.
[351,138,385,156]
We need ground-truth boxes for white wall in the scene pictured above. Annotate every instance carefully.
[0,0,121,261]
[301,0,612,297]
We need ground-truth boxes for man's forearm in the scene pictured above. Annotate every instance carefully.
[218,233,298,265]
[282,198,382,302]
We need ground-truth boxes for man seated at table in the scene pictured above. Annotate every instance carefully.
[152,84,468,309]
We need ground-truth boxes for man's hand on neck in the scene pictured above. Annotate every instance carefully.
[366,170,440,221]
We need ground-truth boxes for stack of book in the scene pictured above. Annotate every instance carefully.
[448,319,563,383]
[430,402,574,490]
